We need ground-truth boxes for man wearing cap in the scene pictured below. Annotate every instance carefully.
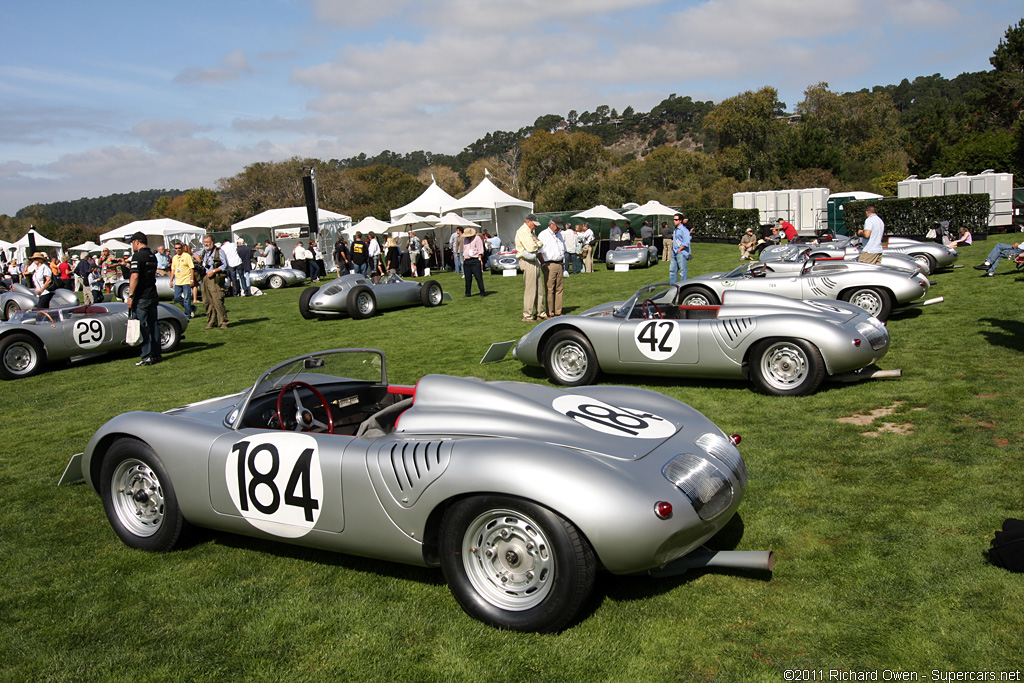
[30,252,54,308]
[515,214,546,321]
[199,234,229,329]
[739,228,757,260]
[170,240,195,319]
[461,227,487,297]
[669,213,692,285]
[539,218,567,317]
[126,232,161,366]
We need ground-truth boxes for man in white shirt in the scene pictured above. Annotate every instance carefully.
[857,206,884,265]
[538,218,567,316]
[577,224,595,273]
[366,232,382,278]
[562,222,579,274]
[220,240,243,296]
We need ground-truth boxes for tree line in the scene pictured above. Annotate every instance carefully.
[4,18,1021,244]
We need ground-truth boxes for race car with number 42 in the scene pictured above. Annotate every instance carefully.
[61,348,773,632]
[510,285,892,396]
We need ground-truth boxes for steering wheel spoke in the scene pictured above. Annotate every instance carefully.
[276,381,334,434]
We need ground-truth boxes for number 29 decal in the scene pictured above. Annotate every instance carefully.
[73,318,106,349]
[226,433,323,538]
[634,320,680,361]
[552,395,676,439]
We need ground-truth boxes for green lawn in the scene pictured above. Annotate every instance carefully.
[3,241,1023,682]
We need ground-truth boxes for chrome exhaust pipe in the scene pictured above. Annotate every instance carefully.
[905,296,944,308]
[832,368,902,383]
[649,548,775,577]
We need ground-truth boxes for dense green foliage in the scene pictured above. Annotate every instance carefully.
[3,243,1023,681]
[688,208,762,239]
[844,194,991,235]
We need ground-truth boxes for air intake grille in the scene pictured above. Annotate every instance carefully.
[378,440,452,507]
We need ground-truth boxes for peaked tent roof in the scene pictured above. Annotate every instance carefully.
[389,180,458,221]
[232,207,350,231]
[13,228,62,248]
[100,218,206,242]
[449,177,532,211]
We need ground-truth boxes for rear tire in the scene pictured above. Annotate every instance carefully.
[750,338,825,396]
[4,301,20,320]
[346,285,377,319]
[157,319,181,353]
[677,287,720,306]
[543,330,600,387]
[298,286,318,320]
[0,332,45,380]
[420,280,443,307]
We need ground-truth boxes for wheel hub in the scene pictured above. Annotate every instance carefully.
[553,343,585,380]
[4,345,32,373]
[762,343,808,388]
[112,460,165,536]
[463,510,553,611]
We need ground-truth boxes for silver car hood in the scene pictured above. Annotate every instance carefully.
[396,375,689,460]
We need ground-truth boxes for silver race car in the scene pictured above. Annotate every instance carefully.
[678,259,937,321]
[249,267,307,289]
[299,274,444,320]
[0,301,188,379]
[61,348,772,632]
[759,244,923,276]
[1,282,80,320]
[488,251,522,275]
[512,285,891,395]
[763,236,957,274]
[605,244,659,269]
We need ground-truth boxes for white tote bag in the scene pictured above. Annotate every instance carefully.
[125,311,142,346]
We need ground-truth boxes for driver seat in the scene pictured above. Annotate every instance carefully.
[356,397,413,438]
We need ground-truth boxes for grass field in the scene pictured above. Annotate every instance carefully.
[3,241,1023,682]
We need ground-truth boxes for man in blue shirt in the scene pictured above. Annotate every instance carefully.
[669,214,692,285]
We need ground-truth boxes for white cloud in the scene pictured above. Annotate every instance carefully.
[174,49,254,84]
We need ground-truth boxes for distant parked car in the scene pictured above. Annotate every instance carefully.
[1,282,79,320]
[605,244,659,269]
[488,251,522,275]
[299,274,444,320]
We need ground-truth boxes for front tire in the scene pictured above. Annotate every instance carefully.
[678,287,720,306]
[4,301,20,321]
[157,319,181,353]
[268,274,285,289]
[910,253,936,274]
[99,438,188,552]
[117,284,130,302]
[420,280,443,307]
[0,333,45,380]
[439,496,596,632]
[298,286,318,320]
[544,330,600,386]
[841,287,892,321]
[750,338,825,396]
[346,285,377,319]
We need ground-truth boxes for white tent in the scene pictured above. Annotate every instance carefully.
[100,239,132,253]
[12,229,63,261]
[389,180,458,221]
[69,240,103,254]
[448,176,533,246]
[625,200,677,218]
[101,218,206,250]
[351,216,393,235]
[573,204,630,221]
[232,207,352,272]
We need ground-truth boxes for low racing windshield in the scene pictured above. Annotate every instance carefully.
[252,349,385,397]
[615,284,679,318]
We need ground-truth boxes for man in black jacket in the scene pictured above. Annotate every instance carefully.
[126,232,161,365]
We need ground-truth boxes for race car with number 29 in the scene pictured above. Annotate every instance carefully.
[61,348,773,632]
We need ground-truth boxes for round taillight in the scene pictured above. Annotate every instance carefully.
[730,434,741,446]
[654,501,673,519]
[853,338,862,347]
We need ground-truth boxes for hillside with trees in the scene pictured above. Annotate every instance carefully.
[3,18,1020,243]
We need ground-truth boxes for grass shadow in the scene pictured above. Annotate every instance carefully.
[979,318,1024,352]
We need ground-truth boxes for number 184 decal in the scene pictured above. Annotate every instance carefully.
[226,433,324,538]
[552,395,675,439]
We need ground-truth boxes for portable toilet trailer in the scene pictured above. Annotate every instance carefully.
[826,191,883,236]
[796,188,829,234]
[898,175,921,199]
[969,170,1014,228]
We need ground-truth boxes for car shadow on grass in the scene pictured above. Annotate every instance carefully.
[979,318,1024,352]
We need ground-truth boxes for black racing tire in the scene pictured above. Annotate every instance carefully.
[677,286,720,306]
[543,329,600,387]
[298,286,318,320]
[157,319,181,353]
[0,332,45,380]
[420,280,443,307]
[749,338,825,396]
[268,274,285,289]
[117,284,130,302]
[909,253,936,274]
[439,495,596,632]
[99,437,188,552]
[346,285,377,319]
[840,286,892,321]
[4,301,20,321]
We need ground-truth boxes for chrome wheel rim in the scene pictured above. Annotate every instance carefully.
[158,321,174,350]
[110,458,165,537]
[3,342,37,375]
[428,284,442,305]
[848,289,883,316]
[549,340,588,383]
[760,341,809,391]
[356,292,374,315]
[269,275,284,289]
[911,254,931,274]
[462,508,553,611]
[5,302,20,319]
[682,292,711,306]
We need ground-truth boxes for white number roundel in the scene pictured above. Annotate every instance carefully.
[552,395,676,439]
[633,320,680,361]
[73,318,106,349]
[226,433,323,538]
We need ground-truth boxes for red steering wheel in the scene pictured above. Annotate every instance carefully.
[275,381,334,434]
[641,298,663,319]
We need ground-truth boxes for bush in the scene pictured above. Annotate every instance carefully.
[843,194,990,236]
[687,208,760,241]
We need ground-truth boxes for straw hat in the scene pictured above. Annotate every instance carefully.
[31,252,48,261]
[463,227,478,238]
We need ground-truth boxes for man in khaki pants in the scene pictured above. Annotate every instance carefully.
[515,214,546,321]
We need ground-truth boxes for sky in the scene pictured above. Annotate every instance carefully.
[1,0,1020,217]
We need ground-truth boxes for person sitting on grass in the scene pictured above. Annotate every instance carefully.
[974,242,1022,277]
[949,227,972,248]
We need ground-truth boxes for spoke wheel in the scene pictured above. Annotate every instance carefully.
[421,280,443,307]
[157,320,181,353]
[100,438,187,552]
[750,338,824,396]
[440,496,595,632]
[678,288,718,306]
[544,330,599,387]
[268,274,285,289]
[841,287,892,321]
[5,301,20,320]
[346,285,377,319]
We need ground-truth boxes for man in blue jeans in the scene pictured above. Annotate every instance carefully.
[669,213,691,285]
[975,241,1022,276]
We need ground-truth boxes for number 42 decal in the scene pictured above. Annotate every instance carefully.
[634,320,680,361]
[226,433,324,538]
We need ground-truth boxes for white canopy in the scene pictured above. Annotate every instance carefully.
[573,204,630,221]
[389,180,458,221]
[448,177,533,245]
[100,239,132,252]
[232,207,352,273]
[625,200,677,217]
[70,240,103,254]
[11,229,63,261]
[435,212,479,228]
[351,216,393,234]
[388,213,437,233]
[101,218,206,249]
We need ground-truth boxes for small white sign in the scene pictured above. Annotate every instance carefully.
[614,264,629,272]
[502,269,517,277]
